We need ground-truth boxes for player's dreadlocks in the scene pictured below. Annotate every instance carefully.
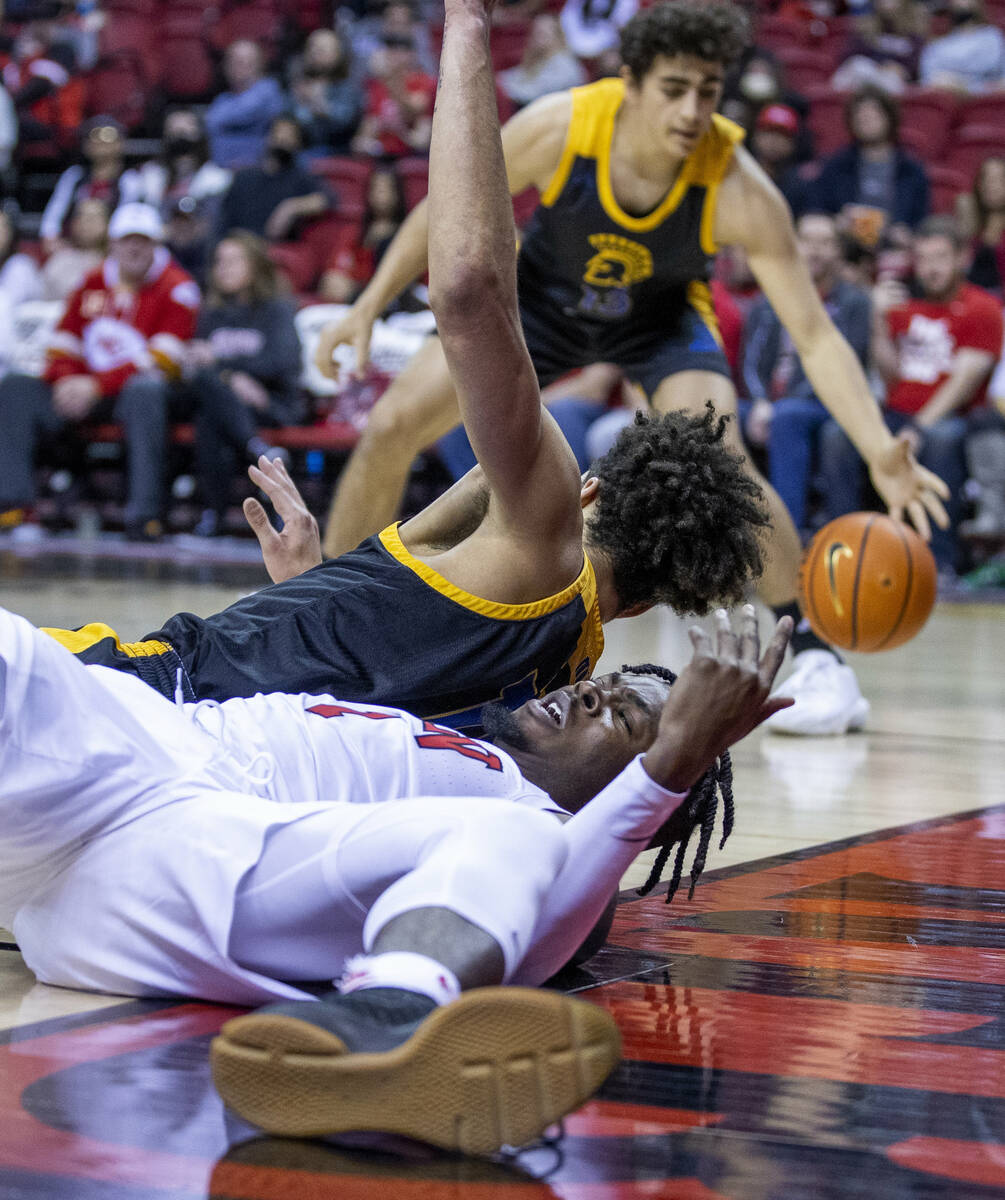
[585,405,770,616]
[621,1,751,83]
[624,661,735,903]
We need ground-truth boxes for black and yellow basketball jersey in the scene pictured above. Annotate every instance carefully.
[139,524,603,729]
[517,77,744,333]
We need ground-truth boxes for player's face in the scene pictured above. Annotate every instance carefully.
[499,672,671,812]
[624,56,724,161]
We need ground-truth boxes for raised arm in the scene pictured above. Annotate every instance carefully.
[719,148,950,541]
[427,0,581,540]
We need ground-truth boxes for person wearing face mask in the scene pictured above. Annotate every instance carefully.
[289,29,365,157]
[919,0,1005,94]
[217,115,332,242]
[721,48,813,163]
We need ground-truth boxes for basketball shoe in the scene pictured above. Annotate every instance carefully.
[211,985,621,1154]
[764,649,870,736]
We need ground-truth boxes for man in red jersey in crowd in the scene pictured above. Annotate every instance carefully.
[0,202,199,541]
[821,215,1003,574]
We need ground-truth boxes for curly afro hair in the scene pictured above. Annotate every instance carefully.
[584,404,769,615]
[620,1,750,83]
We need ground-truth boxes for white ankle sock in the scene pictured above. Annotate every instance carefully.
[338,952,461,1006]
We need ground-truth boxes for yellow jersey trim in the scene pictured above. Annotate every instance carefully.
[42,622,173,658]
[379,523,600,622]
[687,280,724,349]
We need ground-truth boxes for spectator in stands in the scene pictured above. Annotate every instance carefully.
[289,29,364,158]
[0,208,43,307]
[343,1,438,79]
[809,86,929,245]
[957,156,1005,297]
[919,0,1005,94]
[218,116,331,243]
[183,232,303,538]
[722,48,813,163]
[319,165,406,303]
[749,103,810,217]
[138,109,232,284]
[39,116,147,253]
[741,212,872,537]
[831,0,926,94]
[205,40,285,170]
[497,14,586,110]
[820,215,1004,573]
[559,0,637,61]
[1,20,83,149]
[41,196,108,302]
[0,203,200,541]
[351,31,436,160]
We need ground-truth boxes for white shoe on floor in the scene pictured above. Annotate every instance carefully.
[765,649,870,736]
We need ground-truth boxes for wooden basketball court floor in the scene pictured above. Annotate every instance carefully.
[1,546,1003,1199]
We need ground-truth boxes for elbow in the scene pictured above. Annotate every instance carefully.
[429,264,510,326]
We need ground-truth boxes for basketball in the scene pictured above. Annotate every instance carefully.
[798,512,937,652]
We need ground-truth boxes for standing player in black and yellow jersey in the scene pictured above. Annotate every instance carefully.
[314,1,950,735]
[41,8,772,730]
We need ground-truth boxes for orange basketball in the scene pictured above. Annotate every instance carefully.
[798,512,937,652]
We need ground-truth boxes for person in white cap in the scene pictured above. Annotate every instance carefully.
[0,201,200,541]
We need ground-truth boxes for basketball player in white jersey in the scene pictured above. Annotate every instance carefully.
[0,598,792,1152]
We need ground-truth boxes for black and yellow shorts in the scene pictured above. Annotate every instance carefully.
[42,623,194,702]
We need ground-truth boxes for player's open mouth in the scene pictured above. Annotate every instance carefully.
[532,698,564,727]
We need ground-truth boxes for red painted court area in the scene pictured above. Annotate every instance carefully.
[2,805,1003,1199]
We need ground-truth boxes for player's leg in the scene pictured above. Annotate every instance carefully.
[213,796,620,1151]
[650,368,803,606]
[322,337,461,558]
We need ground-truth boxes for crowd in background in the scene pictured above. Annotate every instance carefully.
[0,0,1004,582]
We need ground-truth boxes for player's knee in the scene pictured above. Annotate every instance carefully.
[357,395,423,458]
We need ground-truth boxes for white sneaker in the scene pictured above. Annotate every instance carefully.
[765,649,870,736]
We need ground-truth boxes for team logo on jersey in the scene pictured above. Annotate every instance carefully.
[578,233,653,320]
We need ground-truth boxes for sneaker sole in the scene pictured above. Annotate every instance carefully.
[210,987,621,1154]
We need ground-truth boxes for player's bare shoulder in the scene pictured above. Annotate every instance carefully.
[501,89,574,194]
[713,143,794,254]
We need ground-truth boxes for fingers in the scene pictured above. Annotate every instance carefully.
[714,608,738,665]
[904,497,932,542]
[688,624,712,658]
[353,330,370,378]
[922,487,950,530]
[758,615,793,691]
[915,462,951,501]
[738,603,759,669]
[242,497,278,550]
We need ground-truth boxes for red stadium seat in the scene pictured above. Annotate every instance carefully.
[944,125,1005,184]
[898,125,942,163]
[85,53,148,131]
[957,94,1005,135]
[158,10,207,35]
[490,22,530,70]
[269,243,319,294]
[926,164,970,214]
[773,45,837,93]
[209,3,282,54]
[310,157,373,210]
[99,13,154,68]
[297,210,365,288]
[160,36,215,100]
[805,87,848,156]
[898,89,958,154]
[396,156,429,211]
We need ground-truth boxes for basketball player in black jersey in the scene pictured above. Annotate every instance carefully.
[314,1,950,735]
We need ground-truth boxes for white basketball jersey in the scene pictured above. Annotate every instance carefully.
[186,691,562,815]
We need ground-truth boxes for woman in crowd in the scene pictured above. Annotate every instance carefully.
[958,156,1005,296]
[185,232,304,537]
[40,196,108,302]
[0,208,43,308]
[832,0,926,93]
[289,28,364,157]
[318,166,407,303]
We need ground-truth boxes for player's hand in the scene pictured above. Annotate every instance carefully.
[314,307,374,381]
[868,431,950,542]
[643,606,794,794]
[243,455,324,583]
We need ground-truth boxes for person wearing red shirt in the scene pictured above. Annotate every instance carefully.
[0,203,199,541]
[820,215,1004,572]
[351,34,436,159]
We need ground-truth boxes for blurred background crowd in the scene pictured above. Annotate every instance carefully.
[0,0,1004,586]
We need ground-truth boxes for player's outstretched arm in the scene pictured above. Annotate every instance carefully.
[427,0,581,548]
[724,149,950,541]
[243,456,324,583]
[313,92,570,381]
